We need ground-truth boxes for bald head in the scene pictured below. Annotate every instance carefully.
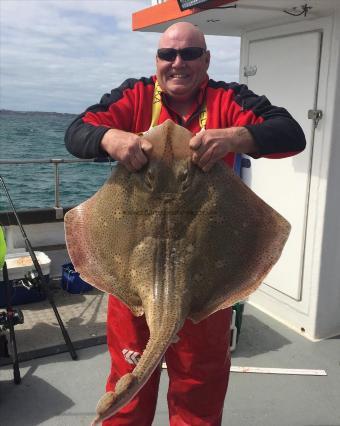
[159,22,207,49]
[156,21,210,104]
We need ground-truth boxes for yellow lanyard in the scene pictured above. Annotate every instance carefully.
[149,80,207,130]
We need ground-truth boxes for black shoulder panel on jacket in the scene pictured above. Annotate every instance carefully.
[208,79,306,156]
[208,80,276,118]
[65,77,154,159]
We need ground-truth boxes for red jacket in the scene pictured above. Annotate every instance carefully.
[65,75,306,167]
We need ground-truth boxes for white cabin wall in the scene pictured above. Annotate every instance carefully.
[239,13,340,340]
[314,7,340,338]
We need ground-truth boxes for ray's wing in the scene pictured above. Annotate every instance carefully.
[64,169,145,315]
[187,162,290,323]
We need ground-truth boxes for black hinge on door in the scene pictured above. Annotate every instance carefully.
[308,109,323,128]
[243,65,257,77]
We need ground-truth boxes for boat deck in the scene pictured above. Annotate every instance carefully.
[1,287,339,426]
[0,247,108,361]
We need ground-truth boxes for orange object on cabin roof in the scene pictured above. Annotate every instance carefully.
[132,0,237,31]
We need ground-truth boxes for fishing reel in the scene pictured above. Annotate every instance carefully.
[17,270,42,290]
[0,308,24,330]
[0,270,36,332]
[0,309,24,368]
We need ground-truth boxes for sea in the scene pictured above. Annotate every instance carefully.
[0,110,113,212]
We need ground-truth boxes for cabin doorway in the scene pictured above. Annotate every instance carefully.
[242,30,322,300]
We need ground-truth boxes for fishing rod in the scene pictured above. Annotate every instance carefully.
[0,175,77,360]
[0,261,23,384]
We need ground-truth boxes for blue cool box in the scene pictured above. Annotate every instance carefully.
[61,263,93,294]
[0,285,46,308]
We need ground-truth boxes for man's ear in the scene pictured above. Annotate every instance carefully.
[205,50,211,68]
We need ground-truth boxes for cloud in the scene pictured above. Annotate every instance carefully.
[0,0,240,113]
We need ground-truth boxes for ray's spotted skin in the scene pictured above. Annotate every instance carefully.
[64,120,291,424]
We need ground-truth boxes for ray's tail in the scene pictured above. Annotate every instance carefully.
[91,312,185,425]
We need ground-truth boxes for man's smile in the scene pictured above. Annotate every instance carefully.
[168,73,190,80]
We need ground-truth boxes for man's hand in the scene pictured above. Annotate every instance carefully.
[189,127,258,172]
[100,129,152,172]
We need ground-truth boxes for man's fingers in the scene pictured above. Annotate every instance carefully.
[122,160,135,173]
[126,138,149,171]
[141,140,153,155]
[128,156,142,171]
[197,147,215,171]
[189,134,204,151]
[190,129,233,171]
[123,154,146,172]
[133,148,147,167]
[202,160,215,172]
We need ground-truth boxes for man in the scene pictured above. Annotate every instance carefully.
[65,22,305,426]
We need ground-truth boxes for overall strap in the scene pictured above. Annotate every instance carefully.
[150,80,162,129]
[198,100,207,130]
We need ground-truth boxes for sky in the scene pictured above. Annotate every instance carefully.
[0,0,240,113]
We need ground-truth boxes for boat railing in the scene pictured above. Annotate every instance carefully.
[0,158,110,215]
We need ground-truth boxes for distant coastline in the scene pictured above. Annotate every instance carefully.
[0,109,76,117]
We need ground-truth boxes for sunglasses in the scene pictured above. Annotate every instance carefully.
[157,47,206,62]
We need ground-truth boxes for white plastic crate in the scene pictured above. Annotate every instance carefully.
[0,249,51,281]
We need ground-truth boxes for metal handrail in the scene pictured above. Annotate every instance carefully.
[0,158,109,209]
[0,159,93,164]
